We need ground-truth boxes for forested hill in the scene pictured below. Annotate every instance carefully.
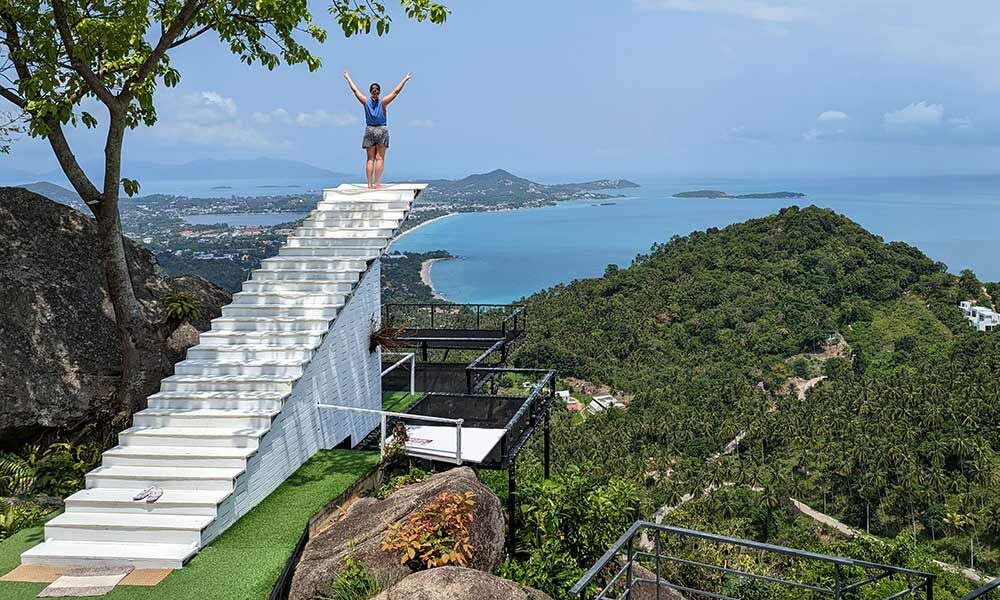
[514,205,984,391]
[507,205,1000,590]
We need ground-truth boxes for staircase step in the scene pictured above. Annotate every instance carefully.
[220,303,341,319]
[210,316,333,332]
[104,443,258,468]
[231,291,348,307]
[259,256,367,270]
[160,373,298,393]
[45,512,213,545]
[183,344,315,363]
[173,358,309,377]
[297,218,402,230]
[197,330,328,347]
[86,465,243,491]
[119,426,266,448]
[64,487,230,516]
[133,407,278,430]
[277,246,382,258]
[287,229,395,242]
[21,540,198,569]
[241,280,353,294]
[147,390,288,410]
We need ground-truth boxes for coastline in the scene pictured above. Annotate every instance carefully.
[420,257,453,301]
[390,213,458,246]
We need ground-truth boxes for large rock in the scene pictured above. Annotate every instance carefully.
[372,566,553,600]
[290,467,506,600]
[0,187,230,446]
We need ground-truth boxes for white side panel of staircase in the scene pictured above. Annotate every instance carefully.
[199,262,383,545]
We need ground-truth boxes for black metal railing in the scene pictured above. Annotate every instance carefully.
[571,521,936,600]
[964,578,1000,600]
[383,302,526,335]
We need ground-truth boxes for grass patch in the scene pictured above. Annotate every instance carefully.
[382,392,422,413]
[0,449,378,600]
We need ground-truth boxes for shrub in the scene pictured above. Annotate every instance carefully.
[380,422,410,467]
[0,502,49,541]
[369,315,405,353]
[0,442,101,499]
[325,556,382,600]
[382,491,476,569]
[161,291,203,323]
[372,466,430,500]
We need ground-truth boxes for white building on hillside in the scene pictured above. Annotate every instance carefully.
[960,301,1000,332]
[588,394,626,415]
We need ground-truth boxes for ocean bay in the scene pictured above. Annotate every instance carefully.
[393,175,1000,304]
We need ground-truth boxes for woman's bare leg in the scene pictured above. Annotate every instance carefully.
[365,146,377,189]
[374,145,387,188]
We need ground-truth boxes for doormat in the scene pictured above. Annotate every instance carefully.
[120,569,172,586]
[0,564,65,583]
[37,566,133,597]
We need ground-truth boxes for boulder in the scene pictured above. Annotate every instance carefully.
[371,566,553,600]
[290,467,506,600]
[0,187,230,446]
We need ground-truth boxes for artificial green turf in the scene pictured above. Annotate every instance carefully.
[381,391,422,413]
[0,449,378,600]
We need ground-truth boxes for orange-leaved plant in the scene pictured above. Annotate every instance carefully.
[382,491,476,569]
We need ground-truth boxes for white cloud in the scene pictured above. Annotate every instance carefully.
[199,92,237,116]
[252,108,291,125]
[636,0,808,23]
[153,120,288,151]
[294,110,357,128]
[802,128,845,143]
[408,119,435,128]
[883,101,944,132]
[817,110,849,122]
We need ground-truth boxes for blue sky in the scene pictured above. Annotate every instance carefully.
[6,0,1000,180]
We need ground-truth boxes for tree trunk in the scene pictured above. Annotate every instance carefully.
[89,115,167,431]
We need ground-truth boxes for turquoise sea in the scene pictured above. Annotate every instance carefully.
[392,175,1000,304]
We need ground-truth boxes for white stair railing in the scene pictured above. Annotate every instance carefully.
[381,352,416,395]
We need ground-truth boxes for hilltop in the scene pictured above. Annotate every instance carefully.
[419,168,638,206]
[673,189,806,199]
[512,205,1000,577]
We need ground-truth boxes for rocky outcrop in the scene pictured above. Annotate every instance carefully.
[290,467,506,600]
[372,566,553,600]
[0,187,230,446]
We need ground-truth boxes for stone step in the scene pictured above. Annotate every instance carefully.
[147,390,288,411]
[86,465,242,491]
[173,358,308,378]
[220,303,341,319]
[321,187,415,202]
[258,256,367,271]
[286,229,395,242]
[64,487,230,516]
[283,238,389,250]
[277,246,382,259]
[184,346,314,364]
[132,407,279,430]
[240,280,353,295]
[119,426,266,449]
[297,218,402,230]
[21,540,198,569]
[316,200,411,211]
[103,443,258,468]
[197,329,328,347]
[209,316,333,332]
[45,512,213,546]
[248,270,360,284]
[160,374,298,393]
[230,291,348,307]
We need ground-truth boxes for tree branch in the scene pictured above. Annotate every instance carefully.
[43,114,101,207]
[121,0,203,100]
[0,84,25,108]
[168,22,213,48]
[51,0,118,108]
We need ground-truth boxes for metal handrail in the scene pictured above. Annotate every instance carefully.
[964,578,1000,599]
[315,404,465,464]
[571,521,936,600]
[381,352,416,394]
[383,302,527,331]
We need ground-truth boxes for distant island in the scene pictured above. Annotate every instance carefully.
[673,190,806,199]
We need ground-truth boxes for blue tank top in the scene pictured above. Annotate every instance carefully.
[365,98,386,126]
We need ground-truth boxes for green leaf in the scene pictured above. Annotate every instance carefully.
[121,177,141,197]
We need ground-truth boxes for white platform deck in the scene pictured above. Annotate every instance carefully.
[392,425,507,464]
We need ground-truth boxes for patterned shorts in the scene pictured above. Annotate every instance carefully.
[363,125,389,149]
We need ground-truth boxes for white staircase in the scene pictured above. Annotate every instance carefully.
[20,184,425,569]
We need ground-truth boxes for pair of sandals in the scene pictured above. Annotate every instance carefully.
[132,486,164,503]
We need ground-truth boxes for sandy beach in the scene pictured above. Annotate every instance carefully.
[420,257,453,301]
